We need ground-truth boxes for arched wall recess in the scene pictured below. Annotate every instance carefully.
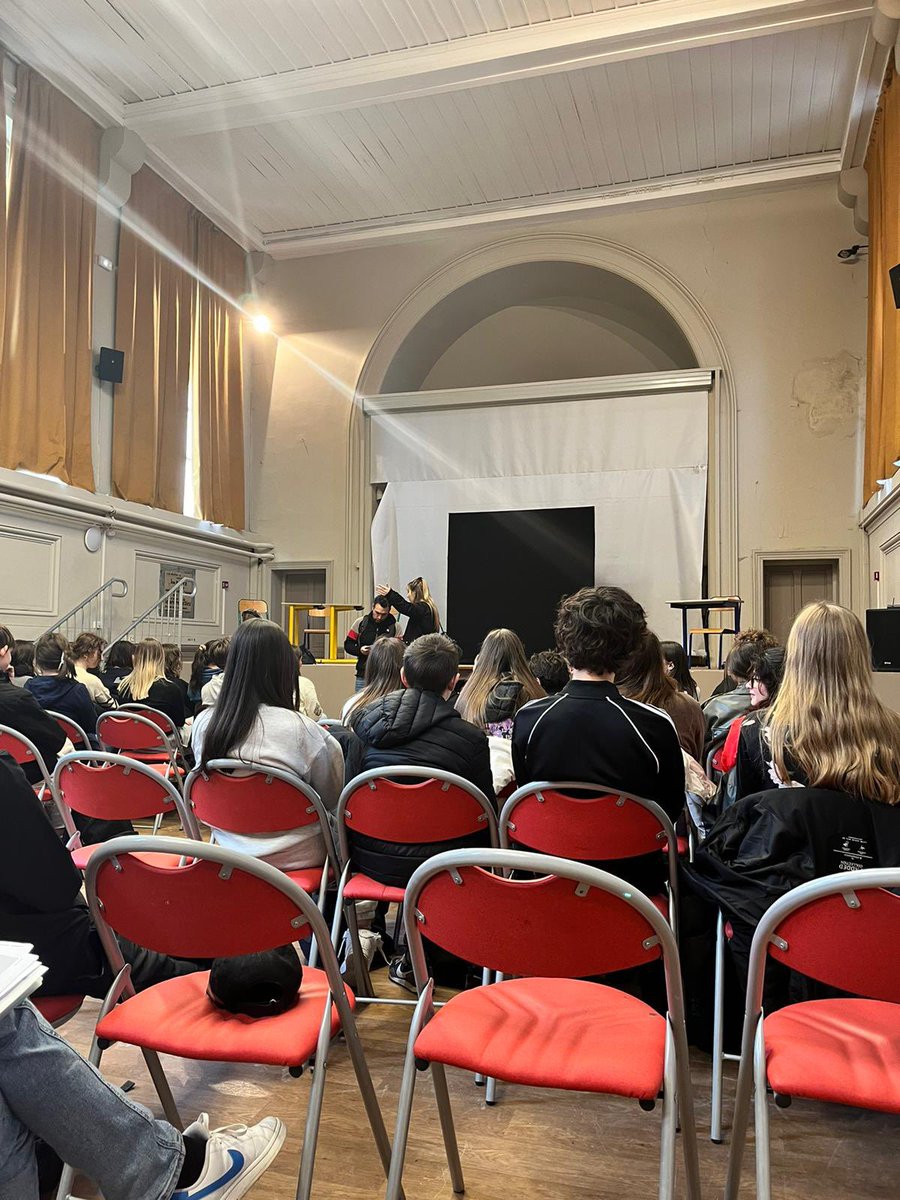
[348,233,737,606]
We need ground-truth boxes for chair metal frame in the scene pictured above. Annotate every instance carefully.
[184,759,341,969]
[0,722,57,820]
[385,847,701,1200]
[45,710,93,751]
[331,766,498,1003]
[66,835,399,1200]
[725,867,900,1200]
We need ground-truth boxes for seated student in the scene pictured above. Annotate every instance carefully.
[701,629,779,753]
[0,624,66,785]
[25,633,98,745]
[188,637,230,713]
[10,639,34,688]
[660,639,699,699]
[163,643,191,712]
[512,587,684,894]
[719,645,786,795]
[527,648,569,696]
[100,639,135,693]
[456,628,545,794]
[191,619,343,870]
[342,636,404,729]
[345,596,397,691]
[1,999,283,1200]
[616,630,706,763]
[292,649,324,721]
[70,631,114,709]
[375,576,439,644]
[114,638,187,730]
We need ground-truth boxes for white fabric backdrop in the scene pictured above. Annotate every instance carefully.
[369,389,708,643]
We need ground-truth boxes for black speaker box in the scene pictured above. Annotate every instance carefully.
[866,608,900,671]
[97,346,125,384]
[890,264,900,311]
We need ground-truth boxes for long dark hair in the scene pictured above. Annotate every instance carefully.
[343,637,404,729]
[190,637,230,693]
[33,632,75,681]
[199,620,296,769]
[659,640,698,698]
[616,631,677,712]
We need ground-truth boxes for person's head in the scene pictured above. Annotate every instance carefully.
[120,638,167,701]
[766,602,900,804]
[725,628,779,685]
[616,631,676,709]
[344,636,405,729]
[457,628,544,727]
[528,649,570,696]
[71,631,106,669]
[554,586,646,679]
[163,643,183,681]
[32,632,74,680]
[105,640,135,673]
[11,640,34,678]
[371,596,392,622]
[190,637,231,692]
[406,576,440,629]
[401,633,459,698]
[660,640,698,696]
[749,646,786,709]
[199,619,297,769]
[0,625,14,673]
[241,609,262,622]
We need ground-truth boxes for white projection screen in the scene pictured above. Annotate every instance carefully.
[370,388,708,643]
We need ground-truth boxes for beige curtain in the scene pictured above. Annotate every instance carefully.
[0,54,7,367]
[193,217,246,529]
[0,67,99,490]
[112,166,194,511]
[865,63,900,502]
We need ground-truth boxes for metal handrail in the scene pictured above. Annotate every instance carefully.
[44,578,129,641]
[105,577,198,656]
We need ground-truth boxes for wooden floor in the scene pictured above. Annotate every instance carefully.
[60,973,900,1200]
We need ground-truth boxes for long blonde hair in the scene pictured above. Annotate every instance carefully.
[764,602,900,805]
[408,576,440,633]
[119,638,167,702]
[456,628,545,729]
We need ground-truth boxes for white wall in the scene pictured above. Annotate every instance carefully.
[249,180,868,626]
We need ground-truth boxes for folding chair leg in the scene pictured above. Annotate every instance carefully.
[710,911,726,1142]
[141,1048,183,1130]
[307,874,330,972]
[296,1001,336,1200]
[431,1062,465,1195]
[482,969,501,1105]
[342,1009,399,1189]
[658,1026,677,1200]
[346,900,375,999]
[753,1021,771,1200]
[151,812,163,836]
[724,1015,759,1200]
[385,1028,422,1200]
[671,1014,702,1200]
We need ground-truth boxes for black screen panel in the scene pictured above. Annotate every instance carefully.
[447,507,595,662]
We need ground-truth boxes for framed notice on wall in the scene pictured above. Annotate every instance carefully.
[159,564,196,620]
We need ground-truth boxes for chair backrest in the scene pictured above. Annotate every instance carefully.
[0,724,52,785]
[747,868,900,1011]
[336,766,497,863]
[500,782,675,862]
[97,709,171,754]
[184,760,337,866]
[53,751,197,833]
[46,710,91,749]
[404,848,681,1003]
[114,704,182,745]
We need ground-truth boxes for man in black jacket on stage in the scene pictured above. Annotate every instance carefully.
[344,597,397,689]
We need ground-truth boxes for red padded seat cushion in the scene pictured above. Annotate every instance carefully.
[764,999,900,1113]
[284,864,332,893]
[414,976,666,1099]
[95,967,352,1066]
[34,995,84,1025]
[343,873,406,904]
[71,845,185,872]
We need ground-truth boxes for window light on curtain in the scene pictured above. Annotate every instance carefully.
[0,66,99,490]
[864,61,900,502]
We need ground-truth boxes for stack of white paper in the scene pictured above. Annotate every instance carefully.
[0,942,46,1019]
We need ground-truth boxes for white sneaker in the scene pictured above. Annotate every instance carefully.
[172,1116,286,1199]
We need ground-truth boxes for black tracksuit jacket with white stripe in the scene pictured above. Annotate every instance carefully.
[511,679,685,893]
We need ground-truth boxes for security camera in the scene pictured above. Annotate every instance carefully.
[837,244,868,262]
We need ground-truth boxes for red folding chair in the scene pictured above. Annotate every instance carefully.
[97,708,186,793]
[0,723,60,831]
[65,836,395,1200]
[52,751,199,871]
[33,994,85,1028]
[46,711,92,751]
[184,759,340,968]
[385,847,700,1200]
[725,868,900,1200]
[332,766,498,1001]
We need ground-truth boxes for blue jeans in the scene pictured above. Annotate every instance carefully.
[0,1001,184,1200]
[354,676,367,693]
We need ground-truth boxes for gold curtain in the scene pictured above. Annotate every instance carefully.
[112,166,194,511]
[0,67,99,489]
[864,62,900,502]
[193,216,246,529]
[0,54,7,367]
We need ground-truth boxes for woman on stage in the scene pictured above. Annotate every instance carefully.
[376,577,439,644]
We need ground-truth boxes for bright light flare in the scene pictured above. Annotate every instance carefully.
[252,314,272,334]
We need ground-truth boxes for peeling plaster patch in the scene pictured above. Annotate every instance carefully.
[792,351,862,437]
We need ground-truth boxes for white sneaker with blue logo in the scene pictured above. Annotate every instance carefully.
[172,1115,286,1199]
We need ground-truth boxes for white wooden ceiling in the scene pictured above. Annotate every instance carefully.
[0,0,888,255]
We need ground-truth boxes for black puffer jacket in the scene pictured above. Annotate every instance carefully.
[349,687,495,886]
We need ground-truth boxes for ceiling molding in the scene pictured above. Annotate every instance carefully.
[122,0,871,138]
[262,154,841,258]
[840,27,891,170]
[143,146,263,252]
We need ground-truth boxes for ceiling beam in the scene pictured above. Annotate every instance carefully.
[124,0,871,139]
[261,154,841,258]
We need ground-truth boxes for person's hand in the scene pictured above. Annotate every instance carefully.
[361,645,370,655]
[375,584,390,597]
